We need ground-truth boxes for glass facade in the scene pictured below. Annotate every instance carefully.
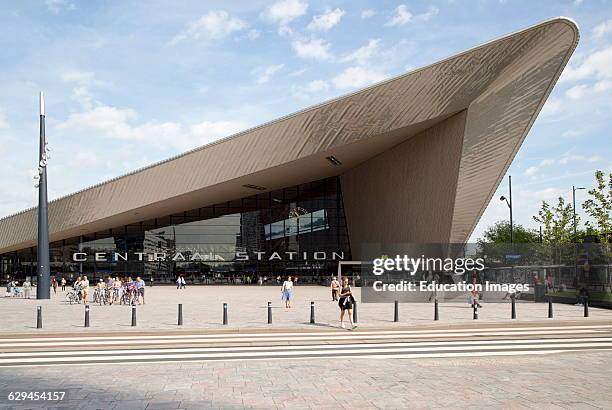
[0,177,351,284]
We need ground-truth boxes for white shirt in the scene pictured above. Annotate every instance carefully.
[282,281,293,291]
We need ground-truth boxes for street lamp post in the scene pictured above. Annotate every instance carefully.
[572,185,585,242]
[35,92,51,299]
[500,175,513,244]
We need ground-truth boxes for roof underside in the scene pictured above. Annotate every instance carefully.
[0,18,579,253]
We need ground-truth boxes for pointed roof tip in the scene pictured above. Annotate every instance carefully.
[39,91,45,116]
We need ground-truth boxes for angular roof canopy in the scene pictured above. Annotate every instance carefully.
[0,18,579,253]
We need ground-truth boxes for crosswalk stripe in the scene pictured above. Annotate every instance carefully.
[0,324,609,343]
[0,328,609,348]
[1,342,611,366]
[0,349,584,368]
[1,337,611,358]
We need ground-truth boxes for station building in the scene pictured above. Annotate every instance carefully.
[0,19,579,283]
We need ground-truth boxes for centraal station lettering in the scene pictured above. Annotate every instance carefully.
[72,251,345,263]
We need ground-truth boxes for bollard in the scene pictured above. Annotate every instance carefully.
[84,305,90,328]
[394,300,399,322]
[310,301,315,324]
[223,303,228,325]
[473,302,478,320]
[352,299,358,324]
[511,297,516,319]
[548,297,553,319]
[36,306,42,329]
[131,305,137,327]
[178,303,183,326]
[584,297,589,318]
[267,302,272,324]
[434,299,439,321]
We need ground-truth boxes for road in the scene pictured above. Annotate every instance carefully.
[1,321,612,409]
[1,321,611,367]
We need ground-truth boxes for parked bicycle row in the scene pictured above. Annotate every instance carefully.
[66,275,146,306]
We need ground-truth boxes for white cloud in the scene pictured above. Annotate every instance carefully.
[189,120,247,145]
[361,9,376,19]
[385,5,412,26]
[265,0,308,35]
[565,84,588,100]
[246,29,261,40]
[558,154,601,165]
[332,66,388,89]
[540,98,563,118]
[288,68,308,77]
[593,19,612,38]
[385,5,439,26]
[307,8,344,31]
[341,39,381,64]
[254,64,285,84]
[292,38,332,60]
[415,6,439,22]
[523,154,601,178]
[45,0,74,13]
[57,104,247,151]
[560,46,612,82]
[292,79,329,99]
[524,166,539,177]
[60,70,110,109]
[170,11,248,45]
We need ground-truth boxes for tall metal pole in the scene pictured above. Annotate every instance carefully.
[36,92,51,299]
[509,175,513,244]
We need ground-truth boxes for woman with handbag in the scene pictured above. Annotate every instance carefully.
[338,277,356,329]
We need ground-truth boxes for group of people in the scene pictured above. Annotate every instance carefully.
[5,279,32,298]
[281,275,354,330]
[71,275,146,305]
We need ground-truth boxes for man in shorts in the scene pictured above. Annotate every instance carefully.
[136,276,145,304]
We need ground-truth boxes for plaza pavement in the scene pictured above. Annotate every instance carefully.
[1,286,611,333]
[0,350,611,409]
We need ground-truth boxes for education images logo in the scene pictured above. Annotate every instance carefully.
[370,254,530,293]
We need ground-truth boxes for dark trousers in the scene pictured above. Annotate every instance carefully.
[332,289,339,301]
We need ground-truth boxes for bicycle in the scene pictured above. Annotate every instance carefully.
[66,289,80,304]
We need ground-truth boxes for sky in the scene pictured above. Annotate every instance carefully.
[0,0,610,241]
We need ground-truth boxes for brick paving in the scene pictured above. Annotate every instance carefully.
[1,286,610,333]
[0,351,611,409]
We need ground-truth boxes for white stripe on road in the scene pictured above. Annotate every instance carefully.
[4,348,610,368]
[0,324,609,343]
[0,328,608,348]
[1,337,610,358]
[1,342,610,365]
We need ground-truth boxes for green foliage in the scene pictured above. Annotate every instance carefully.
[477,220,540,244]
[582,170,612,243]
[533,196,576,244]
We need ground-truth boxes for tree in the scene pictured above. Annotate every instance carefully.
[533,197,575,244]
[582,170,612,243]
[476,220,541,265]
[478,220,540,244]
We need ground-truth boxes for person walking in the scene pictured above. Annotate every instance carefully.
[61,277,66,291]
[281,276,294,308]
[331,276,340,301]
[136,276,145,304]
[176,275,186,289]
[51,276,58,294]
[338,277,356,329]
[73,276,83,303]
[81,275,90,303]
[23,279,32,299]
